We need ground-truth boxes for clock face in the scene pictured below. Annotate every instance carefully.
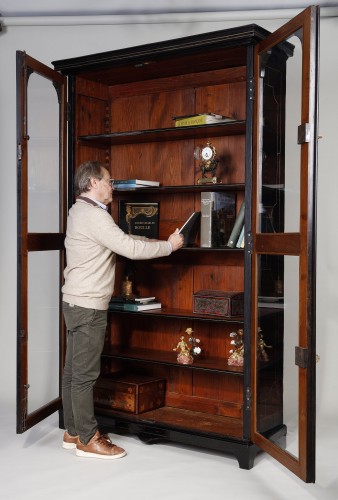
[201,146,214,161]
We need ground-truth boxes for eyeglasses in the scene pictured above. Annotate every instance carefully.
[100,177,115,187]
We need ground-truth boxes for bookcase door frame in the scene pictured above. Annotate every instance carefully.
[16,52,67,433]
[251,6,319,482]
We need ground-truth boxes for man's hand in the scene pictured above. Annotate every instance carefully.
[168,229,184,251]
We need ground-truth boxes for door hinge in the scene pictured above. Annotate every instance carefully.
[245,386,252,411]
[295,346,308,368]
[248,78,254,101]
[298,123,311,144]
[246,231,253,254]
[17,144,22,161]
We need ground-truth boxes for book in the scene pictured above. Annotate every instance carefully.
[178,211,201,246]
[236,225,245,248]
[110,296,156,304]
[200,192,236,248]
[119,201,159,239]
[227,200,245,248]
[173,113,235,127]
[113,179,160,187]
[109,301,162,311]
[124,301,161,311]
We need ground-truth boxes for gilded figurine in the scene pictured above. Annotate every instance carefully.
[173,328,201,365]
[228,328,244,366]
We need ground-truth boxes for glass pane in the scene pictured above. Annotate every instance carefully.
[258,30,303,234]
[27,72,60,233]
[257,255,299,459]
[27,251,60,413]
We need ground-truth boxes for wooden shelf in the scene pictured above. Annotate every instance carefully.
[101,346,244,375]
[108,306,244,324]
[112,183,245,195]
[95,405,244,439]
[78,120,246,146]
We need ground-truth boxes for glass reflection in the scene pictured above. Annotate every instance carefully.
[258,31,303,234]
[27,251,60,413]
[256,255,299,459]
[27,72,61,233]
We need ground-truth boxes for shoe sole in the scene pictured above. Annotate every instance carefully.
[62,442,77,450]
[76,449,126,459]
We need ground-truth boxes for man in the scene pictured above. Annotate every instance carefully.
[61,161,184,459]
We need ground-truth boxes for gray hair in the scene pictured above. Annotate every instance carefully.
[74,161,103,196]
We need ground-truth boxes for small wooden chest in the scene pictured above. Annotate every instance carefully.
[193,290,244,317]
[94,374,166,414]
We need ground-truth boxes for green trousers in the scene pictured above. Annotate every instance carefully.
[62,302,107,444]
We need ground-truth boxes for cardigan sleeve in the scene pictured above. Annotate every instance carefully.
[86,208,172,260]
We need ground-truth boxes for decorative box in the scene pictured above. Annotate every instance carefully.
[94,374,166,414]
[193,290,244,317]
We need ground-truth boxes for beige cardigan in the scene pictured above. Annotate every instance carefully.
[62,198,171,310]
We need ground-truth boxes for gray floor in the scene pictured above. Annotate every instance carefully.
[1,405,337,500]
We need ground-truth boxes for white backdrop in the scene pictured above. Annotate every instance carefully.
[0,10,337,429]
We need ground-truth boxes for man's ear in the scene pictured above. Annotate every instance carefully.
[89,177,98,190]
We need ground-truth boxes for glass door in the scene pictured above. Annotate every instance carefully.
[251,6,318,482]
[16,52,67,432]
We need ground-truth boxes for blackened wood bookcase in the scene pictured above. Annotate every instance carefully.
[16,6,319,482]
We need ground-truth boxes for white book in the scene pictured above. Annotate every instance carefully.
[113,179,160,187]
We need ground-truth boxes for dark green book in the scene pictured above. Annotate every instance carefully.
[227,201,245,248]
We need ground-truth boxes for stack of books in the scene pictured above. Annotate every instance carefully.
[112,179,160,189]
[108,296,162,312]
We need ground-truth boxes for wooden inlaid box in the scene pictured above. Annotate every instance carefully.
[94,374,166,414]
[193,290,244,317]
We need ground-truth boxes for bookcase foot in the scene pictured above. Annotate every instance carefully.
[235,446,259,470]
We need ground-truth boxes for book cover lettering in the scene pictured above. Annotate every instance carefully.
[119,201,159,239]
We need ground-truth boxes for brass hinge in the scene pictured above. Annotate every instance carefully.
[298,123,311,144]
[295,346,308,368]
[245,386,252,411]
[248,78,254,101]
[246,231,253,254]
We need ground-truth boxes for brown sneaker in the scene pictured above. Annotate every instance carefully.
[63,431,79,450]
[76,431,126,460]
[63,430,112,450]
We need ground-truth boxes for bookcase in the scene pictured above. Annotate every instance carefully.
[16,6,318,483]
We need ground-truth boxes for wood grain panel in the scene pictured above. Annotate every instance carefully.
[109,66,247,98]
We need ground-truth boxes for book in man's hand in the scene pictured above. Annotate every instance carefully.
[178,211,201,246]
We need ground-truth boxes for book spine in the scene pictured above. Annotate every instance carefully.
[236,225,245,248]
[200,192,215,247]
[227,201,245,248]
[175,115,207,127]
